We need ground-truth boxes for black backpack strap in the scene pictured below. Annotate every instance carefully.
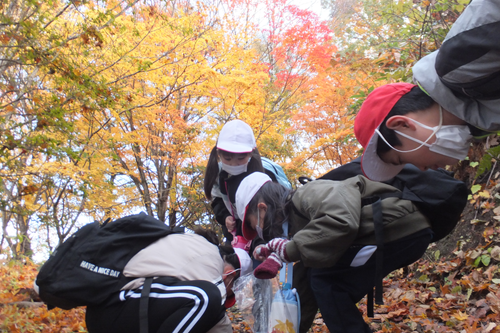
[140,277,153,333]
[363,197,385,318]
[372,199,385,306]
[291,202,309,221]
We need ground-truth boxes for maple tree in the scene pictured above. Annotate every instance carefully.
[243,0,342,180]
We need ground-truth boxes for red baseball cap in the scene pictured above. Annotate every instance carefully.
[354,83,416,181]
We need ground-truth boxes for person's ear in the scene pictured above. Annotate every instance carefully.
[257,202,267,211]
[385,116,417,131]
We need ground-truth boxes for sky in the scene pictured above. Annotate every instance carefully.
[290,0,330,20]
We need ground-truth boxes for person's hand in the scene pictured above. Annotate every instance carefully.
[253,253,283,279]
[225,216,236,233]
[253,245,270,261]
[255,238,290,262]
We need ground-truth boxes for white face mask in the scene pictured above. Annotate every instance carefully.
[221,162,248,175]
[255,209,264,240]
[376,106,472,160]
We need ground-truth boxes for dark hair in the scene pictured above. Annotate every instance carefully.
[244,181,292,241]
[204,146,264,200]
[219,245,241,277]
[376,86,436,154]
[193,227,220,246]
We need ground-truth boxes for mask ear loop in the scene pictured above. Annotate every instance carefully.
[376,105,443,154]
[223,268,241,277]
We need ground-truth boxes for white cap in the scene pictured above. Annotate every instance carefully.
[235,172,272,240]
[233,248,252,276]
[217,120,256,153]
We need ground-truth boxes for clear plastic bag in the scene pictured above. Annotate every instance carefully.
[233,274,279,333]
[233,273,300,333]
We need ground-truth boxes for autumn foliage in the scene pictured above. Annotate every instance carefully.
[0,260,86,332]
[2,0,500,332]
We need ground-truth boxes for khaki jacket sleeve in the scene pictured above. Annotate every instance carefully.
[285,178,363,268]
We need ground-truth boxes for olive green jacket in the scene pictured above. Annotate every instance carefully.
[285,175,431,268]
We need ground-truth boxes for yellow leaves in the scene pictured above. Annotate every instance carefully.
[3,105,15,113]
[451,311,468,321]
[20,184,39,196]
[271,319,296,333]
[478,190,491,199]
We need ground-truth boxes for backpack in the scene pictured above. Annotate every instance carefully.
[434,0,500,100]
[35,212,173,310]
[262,157,292,189]
[315,157,468,242]
[301,158,468,316]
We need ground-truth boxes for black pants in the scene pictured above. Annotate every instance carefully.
[86,277,225,333]
[305,228,432,333]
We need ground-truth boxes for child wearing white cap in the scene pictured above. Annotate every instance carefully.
[235,172,432,333]
[204,119,290,258]
[204,119,265,248]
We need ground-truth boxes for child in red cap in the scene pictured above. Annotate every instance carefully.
[356,0,500,181]
[354,83,473,181]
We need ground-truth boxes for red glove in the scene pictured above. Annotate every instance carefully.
[253,253,283,279]
[254,238,290,262]
[253,238,291,279]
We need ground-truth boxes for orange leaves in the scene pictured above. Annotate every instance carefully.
[0,260,87,333]
[0,33,11,44]
[20,184,39,196]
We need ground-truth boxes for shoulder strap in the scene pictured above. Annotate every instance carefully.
[280,222,293,288]
[367,198,385,317]
[140,277,153,333]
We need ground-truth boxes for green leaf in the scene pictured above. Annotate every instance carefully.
[481,255,491,266]
[434,250,440,261]
[470,184,482,194]
[469,162,479,168]
[466,288,472,302]
[418,274,429,282]
[474,256,481,267]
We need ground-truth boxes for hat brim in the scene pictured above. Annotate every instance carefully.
[241,206,257,240]
[216,144,254,154]
[361,130,405,182]
[224,294,236,308]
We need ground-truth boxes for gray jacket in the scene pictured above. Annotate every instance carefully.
[413,0,500,131]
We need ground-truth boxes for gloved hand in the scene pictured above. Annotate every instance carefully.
[253,253,283,279]
[253,238,290,262]
[253,238,291,279]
